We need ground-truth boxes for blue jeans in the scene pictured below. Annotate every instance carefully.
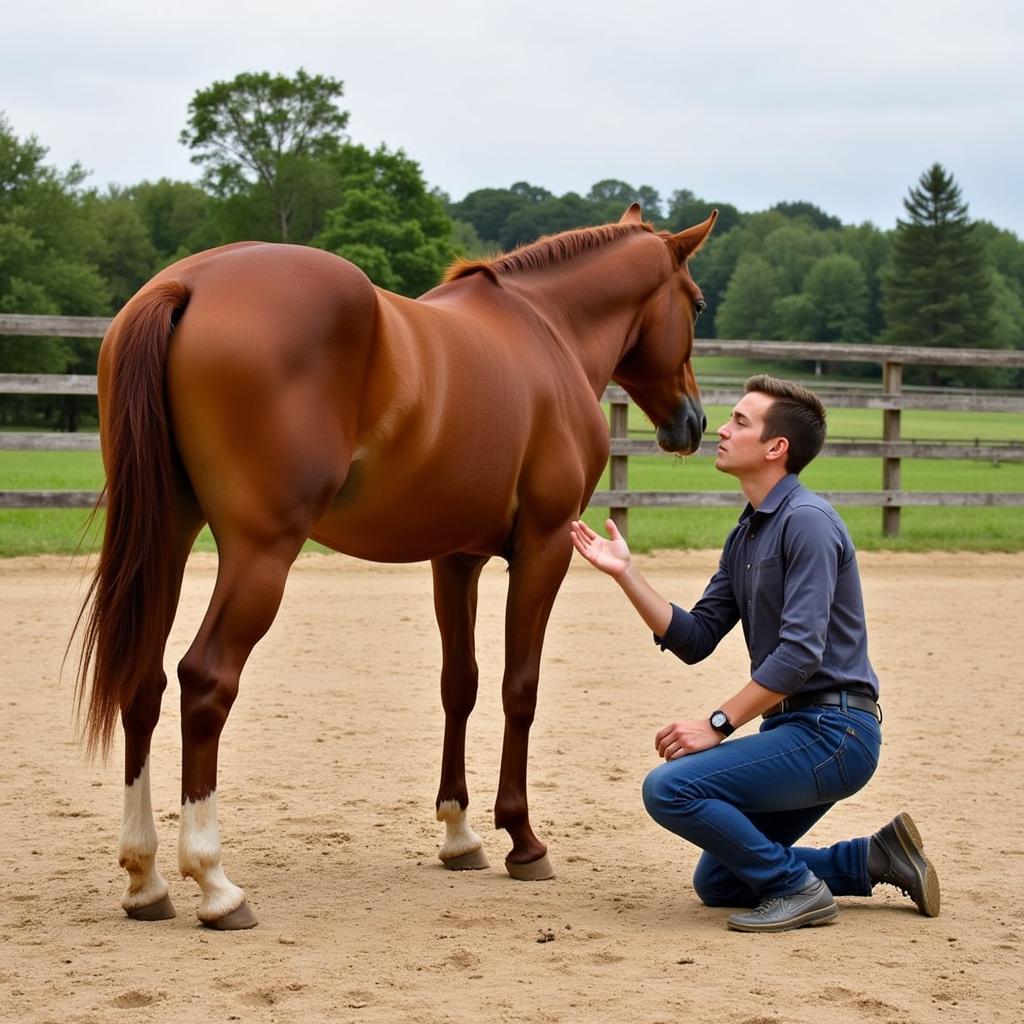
[642,706,882,904]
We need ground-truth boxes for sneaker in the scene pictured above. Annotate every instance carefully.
[871,812,940,917]
[727,878,838,933]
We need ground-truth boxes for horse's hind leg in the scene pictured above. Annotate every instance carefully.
[176,532,304,929]
[432,554,490,870]
[120,512,202,921]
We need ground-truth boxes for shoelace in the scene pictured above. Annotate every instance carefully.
[751,894,792,917]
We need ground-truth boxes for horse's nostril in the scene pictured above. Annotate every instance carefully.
[701,414,708,432]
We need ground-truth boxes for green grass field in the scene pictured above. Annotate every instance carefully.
[1,405,1022,556]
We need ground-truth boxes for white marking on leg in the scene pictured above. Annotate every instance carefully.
[118,757,170,911]
[437,799,484,862]
[178,793,245,922]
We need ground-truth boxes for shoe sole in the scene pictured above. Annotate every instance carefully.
[893,812,941,918]
[727,902,839,933]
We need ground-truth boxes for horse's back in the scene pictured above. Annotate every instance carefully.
[156,245,380,538]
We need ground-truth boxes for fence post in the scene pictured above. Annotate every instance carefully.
[882,360,903,537]
[609,397,629,539]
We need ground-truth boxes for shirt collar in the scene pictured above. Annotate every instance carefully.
[738,473,801,524]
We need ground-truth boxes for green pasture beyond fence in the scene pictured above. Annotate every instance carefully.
[1,314,1023,552]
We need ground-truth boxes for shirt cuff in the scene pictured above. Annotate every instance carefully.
[751,653,811,695]
[652,603,696,654]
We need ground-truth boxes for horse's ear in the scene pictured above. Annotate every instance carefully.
[668,209,718,260]
[619,203,644,224]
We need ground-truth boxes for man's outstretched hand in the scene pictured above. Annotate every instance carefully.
[570,518,632,579]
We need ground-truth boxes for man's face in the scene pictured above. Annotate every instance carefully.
[714,391,781,477]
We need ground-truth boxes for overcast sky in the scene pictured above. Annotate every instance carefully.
[4,0,1022,233]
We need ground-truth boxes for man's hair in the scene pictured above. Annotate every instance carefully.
[744,374,827,475]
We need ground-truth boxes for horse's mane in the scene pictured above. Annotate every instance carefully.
[444,221,663,284]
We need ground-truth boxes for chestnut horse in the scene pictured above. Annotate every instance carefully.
[75,204,715,929]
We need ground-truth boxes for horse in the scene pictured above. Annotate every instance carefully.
[74,203,716,929]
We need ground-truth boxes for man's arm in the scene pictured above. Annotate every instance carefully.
[569,519,672,632]
[654,679,782,760]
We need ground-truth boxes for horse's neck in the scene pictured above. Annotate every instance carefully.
[505,238,671,395]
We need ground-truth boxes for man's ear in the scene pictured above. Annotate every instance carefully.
[765,436,789,463]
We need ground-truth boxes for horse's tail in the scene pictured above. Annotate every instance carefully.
[73,280,192,760]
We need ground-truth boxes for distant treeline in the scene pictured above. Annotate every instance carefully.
[2,70,1022,429]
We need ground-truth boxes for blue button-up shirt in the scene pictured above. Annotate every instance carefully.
[654,474,879,699]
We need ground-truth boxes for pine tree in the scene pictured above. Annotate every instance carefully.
[883,164,998,384]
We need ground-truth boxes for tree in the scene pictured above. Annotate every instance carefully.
[127,179,222,264]
[587,179,664,221]
[715,254,783,339]
[800,254,871,343]
[448,184,551,248]
[497,191,604,250]
[665,189,742,236]
[86,189,159,309]
[771,200,843,231]
[761,224,834,294]
[314,144,457,297]
[882,163,996,383]
[837,222,890,339]
[0,113,109,427]
[180,70,349,242]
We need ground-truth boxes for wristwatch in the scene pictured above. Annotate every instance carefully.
[709,709,735,737]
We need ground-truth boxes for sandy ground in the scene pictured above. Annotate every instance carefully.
[1,549,1022,1024]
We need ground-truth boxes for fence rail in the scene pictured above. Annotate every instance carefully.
[2,318,1023,536]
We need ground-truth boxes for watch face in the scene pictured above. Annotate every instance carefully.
[711,712,727,729]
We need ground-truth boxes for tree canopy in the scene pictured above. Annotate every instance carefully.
[180,70,349,242]
[4,83,1024,427]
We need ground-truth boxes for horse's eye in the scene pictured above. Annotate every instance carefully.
[695,298,707,315]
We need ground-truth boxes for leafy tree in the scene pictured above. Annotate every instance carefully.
[128,179,222,263]
[761,224,834,294]
[836,222,890,339]
[975,221,1024,305]
[800,254,871,342]
[665,189,742,236]
[715,254,783,339]
[314,144,457,296]
[587,179,664,221]
[448,184,550,248]
[771,200,843,231]
[882,163,997,383]
[86,189,159,308]
[497,191,604,249]
[180,70,349,242]
[688,211,787,337]
[0,113,109,427]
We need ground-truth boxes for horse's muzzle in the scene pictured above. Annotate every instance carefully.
[656,395,706,455]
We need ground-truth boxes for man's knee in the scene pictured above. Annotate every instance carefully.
[642,762,692,827]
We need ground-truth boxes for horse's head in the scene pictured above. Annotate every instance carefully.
[611,205,717,455]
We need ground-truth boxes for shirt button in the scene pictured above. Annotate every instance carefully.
[746,563,752,571]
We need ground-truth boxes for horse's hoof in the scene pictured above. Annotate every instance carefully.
[441,846,490,871]
[125,894,177,921]
[505,852,555,881]
[201,898,258,931]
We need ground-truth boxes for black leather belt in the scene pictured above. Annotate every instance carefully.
[763,690,881,721]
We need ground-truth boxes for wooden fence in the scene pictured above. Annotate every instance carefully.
[2,315,1024,537]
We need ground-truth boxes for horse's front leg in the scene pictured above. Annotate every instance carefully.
[496,528,572,880]
[431,554,490,870]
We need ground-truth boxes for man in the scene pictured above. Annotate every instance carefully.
[570,375,940,932]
